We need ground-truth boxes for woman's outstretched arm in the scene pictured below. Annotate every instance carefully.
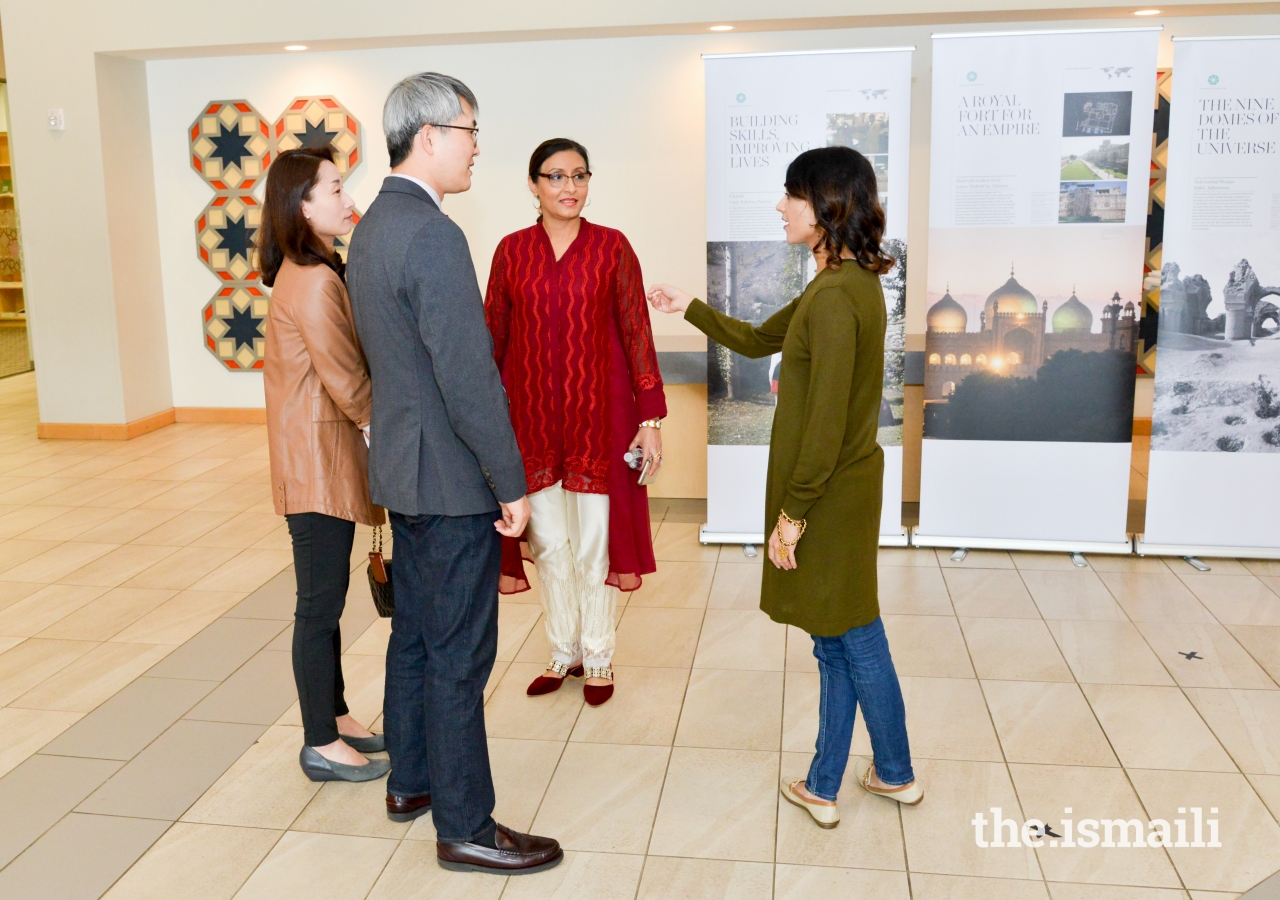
[648,283,797,360]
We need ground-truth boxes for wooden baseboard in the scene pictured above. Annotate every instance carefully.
[174,407,266,424]
[38,407,175,441]
[38,406,265,440]
[38,408,1155,444]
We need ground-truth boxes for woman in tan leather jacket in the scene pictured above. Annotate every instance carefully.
[260,147,389,784]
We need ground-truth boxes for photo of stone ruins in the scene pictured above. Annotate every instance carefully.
[1153,258,1280,453]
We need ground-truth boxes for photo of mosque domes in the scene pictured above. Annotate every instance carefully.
[924,226,1142,442]
[1153,257,1280,453]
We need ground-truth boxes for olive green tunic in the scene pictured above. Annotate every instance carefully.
[685,261,886,636]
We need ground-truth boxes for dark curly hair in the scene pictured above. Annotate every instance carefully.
[258,146,345,287]
[783,146,894,275]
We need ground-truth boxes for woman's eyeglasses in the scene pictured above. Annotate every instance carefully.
[536,172,592,187]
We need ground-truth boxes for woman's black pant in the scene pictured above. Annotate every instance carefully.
[286,512,355,747]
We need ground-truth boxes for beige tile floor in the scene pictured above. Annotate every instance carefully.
[0,372,1276,898]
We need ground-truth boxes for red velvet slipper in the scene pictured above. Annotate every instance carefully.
[526,664,584,696]
[583,682,614,707]
[583,667,615,707]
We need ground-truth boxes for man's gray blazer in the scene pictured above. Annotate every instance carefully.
[346,177,526,517]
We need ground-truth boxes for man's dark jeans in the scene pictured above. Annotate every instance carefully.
[384,510,500,843]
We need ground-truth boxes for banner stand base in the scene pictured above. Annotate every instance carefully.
[699,525,911,548]
[911,529,1134,555]
[699,527,765,546]
[1134,536,1280,560]
[880,530,910,548]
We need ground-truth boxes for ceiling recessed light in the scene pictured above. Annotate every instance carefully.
[1132,9,1161,15]
[284,44,308,51]
[709,25,734,32]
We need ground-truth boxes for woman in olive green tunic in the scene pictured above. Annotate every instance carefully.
[649,147,920,827]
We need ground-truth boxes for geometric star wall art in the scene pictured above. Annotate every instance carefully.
[196,194,261,282]
[1138,66,1172,376]
[203,285,268,370]
[274,96,361,175]
[189,100,272,192]
[190,95,362,371]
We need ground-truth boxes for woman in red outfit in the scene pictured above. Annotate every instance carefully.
[485,138,666,707]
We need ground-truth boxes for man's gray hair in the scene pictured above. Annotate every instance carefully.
[383,72,479,168]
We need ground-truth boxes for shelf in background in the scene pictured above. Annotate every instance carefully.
[0,283,22,290]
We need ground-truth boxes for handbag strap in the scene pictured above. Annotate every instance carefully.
[371,525,383,555]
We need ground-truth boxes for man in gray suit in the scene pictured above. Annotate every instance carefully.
[346,72,561,876]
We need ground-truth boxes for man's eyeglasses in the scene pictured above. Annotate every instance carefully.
[429,123,479,144]
[536,172,592,187]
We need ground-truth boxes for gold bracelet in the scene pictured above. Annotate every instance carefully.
[779,509,805,529]
[639,418,663,430]
[777,511,806,546]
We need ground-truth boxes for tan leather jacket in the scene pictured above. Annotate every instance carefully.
[264,260,384,526]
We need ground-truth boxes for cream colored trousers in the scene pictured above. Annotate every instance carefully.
[525,482,615,672]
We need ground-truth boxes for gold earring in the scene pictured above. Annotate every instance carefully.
[532,198,541,210]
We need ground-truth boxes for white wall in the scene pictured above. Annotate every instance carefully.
[146,17,1280,409]
[99,55,172,420]
[2,0,1267,425]
[148,27,927,407]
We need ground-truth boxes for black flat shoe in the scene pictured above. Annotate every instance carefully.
[340,733,385,754]
[299,746,390,783]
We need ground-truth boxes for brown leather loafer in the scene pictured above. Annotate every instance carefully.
[436,822,562,874]
[386,793,432,823]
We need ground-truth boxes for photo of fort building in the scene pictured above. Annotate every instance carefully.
[1059,181,1127,224]
[1060,137,1129,181]
[923,267,1139,442]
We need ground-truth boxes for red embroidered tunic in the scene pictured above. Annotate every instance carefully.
[485,219,667,590]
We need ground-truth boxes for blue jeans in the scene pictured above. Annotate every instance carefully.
[806,616,914,801]
[384,510,500,843]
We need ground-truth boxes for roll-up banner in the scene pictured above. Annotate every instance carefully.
[1139,36,1280,559]
[916,28,1159,554]
[702,47,914,548]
